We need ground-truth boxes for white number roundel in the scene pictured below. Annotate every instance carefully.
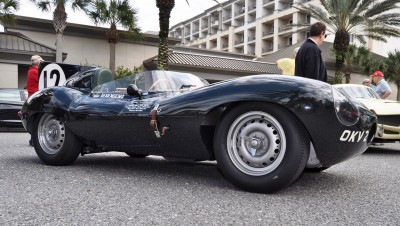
[39,63,67,90]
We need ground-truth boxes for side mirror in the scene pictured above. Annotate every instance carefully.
[127,84,142,98]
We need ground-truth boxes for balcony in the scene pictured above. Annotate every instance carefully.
[248,4,256,11]
[278,43,292,49]
[247,17,256,24]
[262,47,273,53]
[263,29,274,36]
[223,15,232,21]
[248,36,256,42]
[278,25,292,33]
[211,20,219,27]
[235,39,244,45]
[263,0,274,5]
[234,9,245,17]
[235,20,245,27]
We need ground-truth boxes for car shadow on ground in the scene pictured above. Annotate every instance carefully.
[364,146,400,155]
[12,152,359,195]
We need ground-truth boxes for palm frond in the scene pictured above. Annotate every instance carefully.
[372,13,400,26]
[294,3,337,31]
[70,0,91,11]
[365,0,400,18]
[35,0,51,11]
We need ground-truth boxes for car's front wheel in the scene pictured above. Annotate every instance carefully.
[214,103,310,193]
[32,113,82,165]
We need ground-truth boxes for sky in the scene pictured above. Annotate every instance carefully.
[4,0,400,56]
[14,0,225,32]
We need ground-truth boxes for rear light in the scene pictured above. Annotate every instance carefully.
[332,87,360,126]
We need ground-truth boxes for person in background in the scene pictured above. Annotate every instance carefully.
[276,47,300,76]
[295,22,328,82]
[370,70,392,99]
[362,79,371,87]
[26,55,44,97]
[26,55,44,146]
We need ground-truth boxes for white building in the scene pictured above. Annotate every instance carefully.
[169,0,386,57]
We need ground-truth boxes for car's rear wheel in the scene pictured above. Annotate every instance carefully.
[214,103,310,193]
[33,113,82,165]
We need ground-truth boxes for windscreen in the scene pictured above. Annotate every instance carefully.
[91,70,208,94]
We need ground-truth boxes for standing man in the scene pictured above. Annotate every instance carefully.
[26,55,43,146]
[295,22,328,82]
[370,71,392,99]
[26,55,44,97]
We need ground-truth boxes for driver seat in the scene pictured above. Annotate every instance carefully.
[91,68,114,90]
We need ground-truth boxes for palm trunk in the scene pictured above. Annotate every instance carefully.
[110,42,116,74]
[107,23,119,74]
[397,84,400,101]
[156,0,175,70]
[53,3,67,63]
[333,29,350,84]
[56,33,63,62]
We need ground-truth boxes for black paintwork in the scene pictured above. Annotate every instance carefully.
[21,70,377,167]
[0,89,27,131]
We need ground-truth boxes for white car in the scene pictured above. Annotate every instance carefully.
[334,84,400,143]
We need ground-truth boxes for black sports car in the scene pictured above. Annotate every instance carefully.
[20,66,377,193]
[0,88,27,132]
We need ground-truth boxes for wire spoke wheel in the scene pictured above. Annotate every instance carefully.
[38,114,65,155]
[227,111,286,176]
[214,103,309,193]
[33,113,82,166]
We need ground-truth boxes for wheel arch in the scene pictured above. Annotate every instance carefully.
[24,88,79,133]
[200,101,311,159]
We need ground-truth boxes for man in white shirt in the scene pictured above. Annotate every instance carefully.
[370,71,392,99]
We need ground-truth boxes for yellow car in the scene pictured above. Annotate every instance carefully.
[334,84,400,143]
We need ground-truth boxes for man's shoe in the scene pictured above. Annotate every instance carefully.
[29,139,33,146]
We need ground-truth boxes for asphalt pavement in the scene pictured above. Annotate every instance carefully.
[0,132,399,225]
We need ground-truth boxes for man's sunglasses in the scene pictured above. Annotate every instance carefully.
[323,33,328,38]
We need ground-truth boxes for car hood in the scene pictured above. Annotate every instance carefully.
[356,98,400,115]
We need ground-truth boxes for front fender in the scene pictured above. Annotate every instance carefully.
[21,87,84,133]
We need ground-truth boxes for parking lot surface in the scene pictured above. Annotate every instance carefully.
[0,132,399,225]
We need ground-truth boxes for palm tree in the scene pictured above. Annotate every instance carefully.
[296,0,400,84]
[362,55,387,77]
[87,0,141,73]
[0,0,19,26]
[343,44,370,83]
[384,50,400,100]
[30,0,91,62]
[156,0,220,70]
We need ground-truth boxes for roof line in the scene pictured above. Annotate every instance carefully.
[3,31,61,53]
[172,51,276,65]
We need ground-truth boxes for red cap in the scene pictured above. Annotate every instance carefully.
[371,71,384,77]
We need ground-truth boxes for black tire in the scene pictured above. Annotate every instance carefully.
[214,103,310,193]
[32,113,82,166]
[125,152,148,158]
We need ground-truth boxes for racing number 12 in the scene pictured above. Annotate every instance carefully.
[43,70,60,88]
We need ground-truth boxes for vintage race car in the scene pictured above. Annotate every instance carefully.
[334,84,400,143]
[20,66,377,193]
